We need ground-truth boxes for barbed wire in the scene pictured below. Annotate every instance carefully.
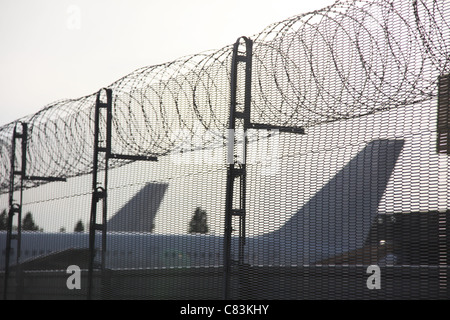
[1,0,449,193]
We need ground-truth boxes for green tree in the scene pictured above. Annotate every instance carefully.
[74,220,85,232]
[22,212,41,231]
[188,207,209,234]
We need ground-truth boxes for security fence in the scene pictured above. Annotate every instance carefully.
[1,0,450,300]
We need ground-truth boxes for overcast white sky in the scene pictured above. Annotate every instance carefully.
[0,0,336,127]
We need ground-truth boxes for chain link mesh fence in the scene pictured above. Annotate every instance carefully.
[1,0,450,300]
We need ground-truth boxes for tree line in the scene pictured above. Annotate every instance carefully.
[1,207,209,233]
[0,209,42,231]
[0,209,85,233]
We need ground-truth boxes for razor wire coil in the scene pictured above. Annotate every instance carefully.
[0,0,449,193]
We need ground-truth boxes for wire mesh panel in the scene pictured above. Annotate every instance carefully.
[1,0,450,300]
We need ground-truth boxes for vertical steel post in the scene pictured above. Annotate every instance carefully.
[2,122,67,300]
[87,88,157,299]
[222,36,304,300]
[87,88,112,300]
[3,122,26,300]
[223,36,252,300]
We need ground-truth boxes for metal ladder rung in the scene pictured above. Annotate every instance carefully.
[236,55,249,62]
[234,111,245,119]
[231,209,245,217]
[97,102,109,109]
[231,168,245,177]
[93,223,106,232]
